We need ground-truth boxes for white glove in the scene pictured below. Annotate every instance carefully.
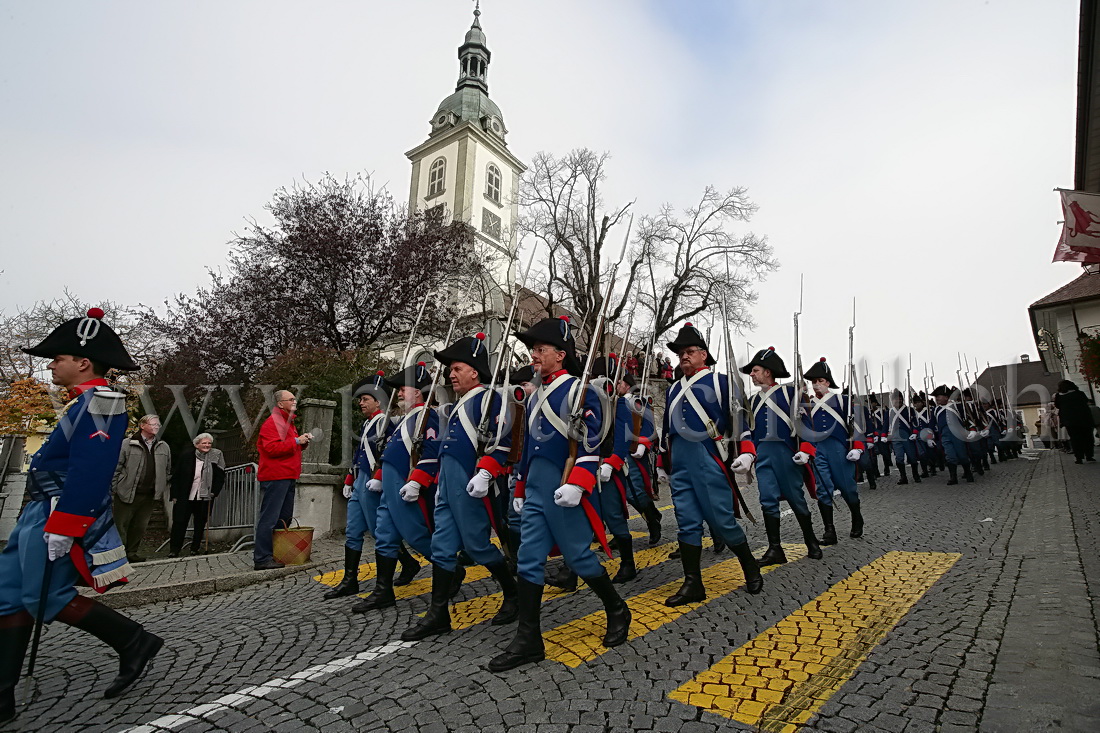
[966,430,978,441]
[927,439,936,448]
[400,481,422,502]
[731,453,755,474]
[367,478,383,493]
[879,436,888,444]
[657,468,669,483]
[908,434,917,442]
[793,451,811,465]
[512,497,525,513]
[45,533,73,561]
[553,483,585,508]
[466,469,492,498]
[980,429,989,438]
[632,444,646,459]
[598,463,613,483]
[342,483,353,500]
[846,449,863,462]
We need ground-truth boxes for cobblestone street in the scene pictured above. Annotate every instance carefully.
[7,450,1099,733]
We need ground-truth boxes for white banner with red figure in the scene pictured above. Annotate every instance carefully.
[1055,189,1100,263]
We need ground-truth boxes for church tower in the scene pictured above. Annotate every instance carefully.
[405,5,526,291]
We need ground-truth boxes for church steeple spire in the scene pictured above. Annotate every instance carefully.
[457,2,491,95]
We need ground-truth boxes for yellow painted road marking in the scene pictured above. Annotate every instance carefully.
[543,543,809,668]
[626,502,674,521]
[669,551,960,732]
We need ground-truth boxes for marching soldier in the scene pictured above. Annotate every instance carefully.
[503,365,537,561]
[887,390,922,485]
[401,333,519,641]
[594,355,638,583]
[802,358,866,542]
[961,388,989,475]
[353,363,439,613]
[931,385,976,485]
[622,375,663,547]
[662,323,762,605]
[324,372,421,600]
[489,316,631,672]
[869,395,893,478]
[741,347,823,565]
[911,392,938,478]
[2,309,163,724]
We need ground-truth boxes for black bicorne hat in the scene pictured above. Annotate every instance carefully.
[740,346,790,379]
[802,357,838,389]
[891,388,904,401]
[911,391,927,403]
[352,370,391,402]
[930,384,952,397]
[507,365,535,385]
[434,332,492,384]
[384,361,433,392]
[22,307,139,371]
[515,316,583,376]
[666,323,716,366]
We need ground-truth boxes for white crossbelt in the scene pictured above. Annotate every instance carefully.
[400,405,427,456]
[752,384,793,431]
[361,413,389,472]
[809,395,847,426]
[529,376,577,439]
[452,385,487,449]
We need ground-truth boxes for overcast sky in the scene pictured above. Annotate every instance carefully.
[0,0,1082,389]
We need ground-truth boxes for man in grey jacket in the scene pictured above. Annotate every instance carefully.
[111,415,171,562]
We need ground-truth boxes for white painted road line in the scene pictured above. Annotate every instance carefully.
[115,640,417,733]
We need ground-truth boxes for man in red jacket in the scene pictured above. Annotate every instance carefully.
[253,390,312,570]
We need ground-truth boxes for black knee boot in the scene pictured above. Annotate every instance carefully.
[794,512,823,559]
[488,578,545,672]
[488,561,518,626]
[400,565,454,641]
[757,514,787,566]
[963,463,975,483]
[545,563,577,592]
[946,462,958,485]
[846,499,864,538]
[324,546,362,599]
[818,503,838,546]
[0,612,32,724]
[352,553,397,612]
[57,597,163,699]
[642,504,663,546]
[665,542,705,606]
[394,544,422,587]
[612,536,637,583]
[898,462,909,484]
[583,571,631,647]
[730,542,763,595]
[911,465,921,484]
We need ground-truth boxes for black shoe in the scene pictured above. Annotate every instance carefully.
[612,536,637,584]
[642,504,663,546]
[545,564,577,592]
[127,554,147,563]
[394,545,422,587]
[818,503,838,546]
[488,562,519,626]
[665,542,705,606]
[58,599,163,698]
[847,500,864,539]
[730,542,763,595]
[352,553,397,612]
[756,515,787,566]
[400,566,454,641]
[167,552,179,559]
[583,572,631,647]
[794,512,823,560]
[254,560,285,570]
[963,465,976,483]
[0,612,33,726]
[324,547,362,599]
[488,578,545,672]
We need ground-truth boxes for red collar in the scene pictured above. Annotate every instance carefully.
[368,409,382,418]
[681,366,710,379]
[542,369,569,384]
[68,378,108,400]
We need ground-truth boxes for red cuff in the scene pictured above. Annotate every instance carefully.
[514,480,525,499]
[44,510,92,538]
[854,440,865,451]
[638,436,653,449]
[799,442,817,457]
[605,455,625,472]
[344,474,354,486]
[408,468,434,487]
[476,455,505,478]
[567,467,597,493]
[372,469,382,481]
[739,440,757,456]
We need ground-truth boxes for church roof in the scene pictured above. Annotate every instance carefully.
[434,87,502,128]
[1030,271,1100,309]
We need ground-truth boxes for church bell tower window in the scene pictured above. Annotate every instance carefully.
[486,164,502,204]
[427,157,446,198]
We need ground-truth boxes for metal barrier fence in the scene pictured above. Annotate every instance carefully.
[213,462,260,552]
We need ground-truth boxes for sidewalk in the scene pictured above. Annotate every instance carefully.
[81,534,347,609]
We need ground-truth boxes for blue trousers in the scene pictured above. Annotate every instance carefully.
[754,440,810,518]
[374,460,432,560]
[430,455,504,572]
[345,472,381,552]
[811,440,860,507]
[891,439,920,467]
[941,432,969,466]
[669,436,747,547]
[254,478,296,564]
[0,500,80,622]
[594,474,630,537]
[625,457,655,510]
[516,457,605,585]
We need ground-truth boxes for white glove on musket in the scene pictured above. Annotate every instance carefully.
[45,533,73,562]
[367,478,383,493]
[466,469,492,498]
[400,481,421,502]
[792,451,811,465]
[966,430,978,441]
[632,445,646,459]
[927,439,936,448]
[598,463,613,483]
[657,468,669,483]
[908,434,917,442]
[846,449,863,462]
[342,483,353,500]
[731,453,755,474]
[980,429,990,438]
[553,483,584,508]
[513,497,525,513]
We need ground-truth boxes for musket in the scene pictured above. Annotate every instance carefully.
[376,289,434,454]
[718,271,755,522]
[845,299,856,450]
[790,275,805,443]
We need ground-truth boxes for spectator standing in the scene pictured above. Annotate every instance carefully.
[1054,381,1097,463]
[111,415,171,563]
[168,433,226,556]
[625,352,639,377]
[253,390,312,570]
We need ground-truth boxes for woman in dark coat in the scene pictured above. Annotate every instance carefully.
[169,433,226,555]
[1054,381,1097,463]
